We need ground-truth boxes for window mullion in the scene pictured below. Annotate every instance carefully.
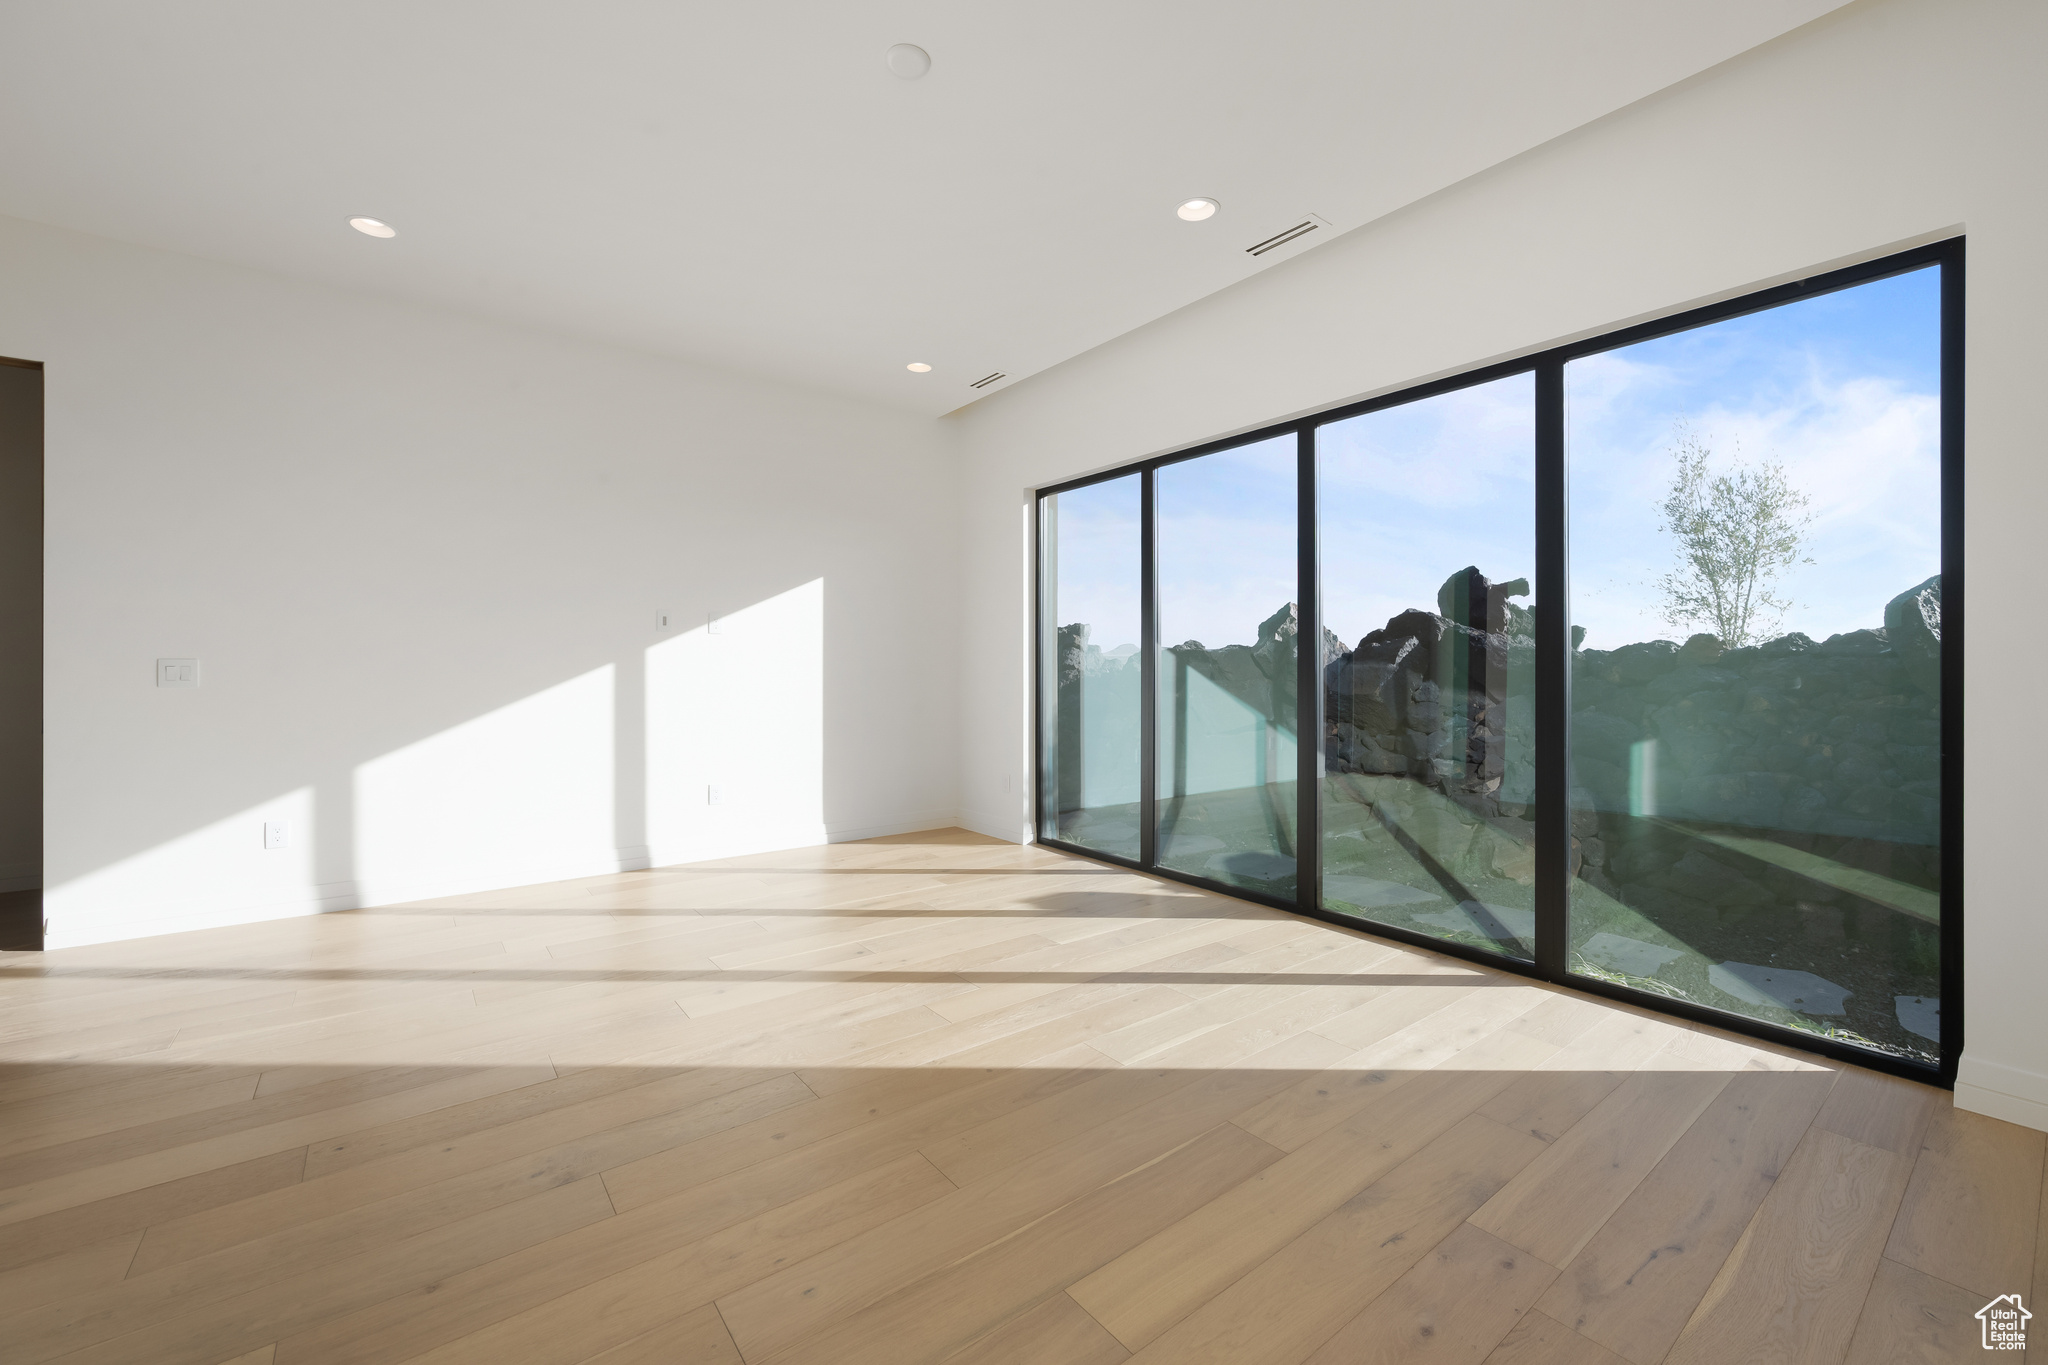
[1139,467,1158,870]
[1534,361,1570,980]
[1296,426,1321,917]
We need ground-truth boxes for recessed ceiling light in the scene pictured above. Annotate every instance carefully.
[349,217,397,238]
[906,362,932,373]
[885,44,931,79]
[1176,198,1219,222]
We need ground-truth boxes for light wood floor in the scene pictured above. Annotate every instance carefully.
[1,828,2040,1365]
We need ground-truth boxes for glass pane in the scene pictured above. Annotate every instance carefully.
[1040,475,1142,858]
[1566,266,1943,1064]
[1317,375,1538,959]
[1156,435,1299,897]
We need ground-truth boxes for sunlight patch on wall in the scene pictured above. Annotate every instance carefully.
[354,665,620,905]
[43,787,323,948]
[646,578,824,864]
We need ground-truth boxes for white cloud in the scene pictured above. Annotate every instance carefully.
[1571,365,1940,647]
[1043,335,1940,662]
[1320,376,1534,509]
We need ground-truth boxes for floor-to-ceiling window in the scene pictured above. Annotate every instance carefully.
[1318,374,1538,960]
[1039,473,1144,860]
[1564,266,1945,1064]
[1034,240,1958,1080]
[1156,435,1301,898]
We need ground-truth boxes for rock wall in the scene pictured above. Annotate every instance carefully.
[1063,569,1942,856]
[1321,569,1940,841]
[1324,567,1535,800]
[1570,575,1941,848]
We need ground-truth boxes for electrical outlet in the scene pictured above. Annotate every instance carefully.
[706,613,722,635]
[157,658,199,688]
[706,785,723,806]
[263,821,290,850]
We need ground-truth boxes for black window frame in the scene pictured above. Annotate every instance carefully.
[1033,237,1963,1086]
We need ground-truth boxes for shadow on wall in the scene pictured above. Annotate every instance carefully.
[40,579,889,948]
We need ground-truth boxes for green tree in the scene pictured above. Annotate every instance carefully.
[1654,426,1813,647]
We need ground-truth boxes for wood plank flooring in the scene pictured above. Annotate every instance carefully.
[0,827,2037,1365]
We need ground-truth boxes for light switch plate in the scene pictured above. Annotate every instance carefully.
[157,658,199,688]
[263,821,289,850]
[655,609,670,629]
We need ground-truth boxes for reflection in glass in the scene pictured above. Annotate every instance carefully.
[1039,475,1142,858]
[1566,266,1943,1063]
[1156,436,1299,897]
[1317,375,1537,959]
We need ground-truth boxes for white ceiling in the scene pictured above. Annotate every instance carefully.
[0,2,1848,416]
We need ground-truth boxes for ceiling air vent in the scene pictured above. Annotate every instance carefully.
[1244,214,1333,259]
[969,372,1007,390]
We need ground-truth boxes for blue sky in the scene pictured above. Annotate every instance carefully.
[1046,265,1942,657]
[1155,435,1297,651]
[1045,473,1141,653]
[1321,374,1535,647]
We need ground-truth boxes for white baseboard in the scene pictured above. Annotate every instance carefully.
[46,884,358,949]
[645,823,830,869]
[958,808,1030,845]
[1954,1084,2048,1133]
[642,814,966,868]
[41,818,1008,951]
[350,847,657,909]
[1954,1054,2048,1133]
[44,846,658,949]
[824,811,964,843]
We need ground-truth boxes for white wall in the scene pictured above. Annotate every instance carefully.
[0,215,959,948]
[952,0,2047,1126]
